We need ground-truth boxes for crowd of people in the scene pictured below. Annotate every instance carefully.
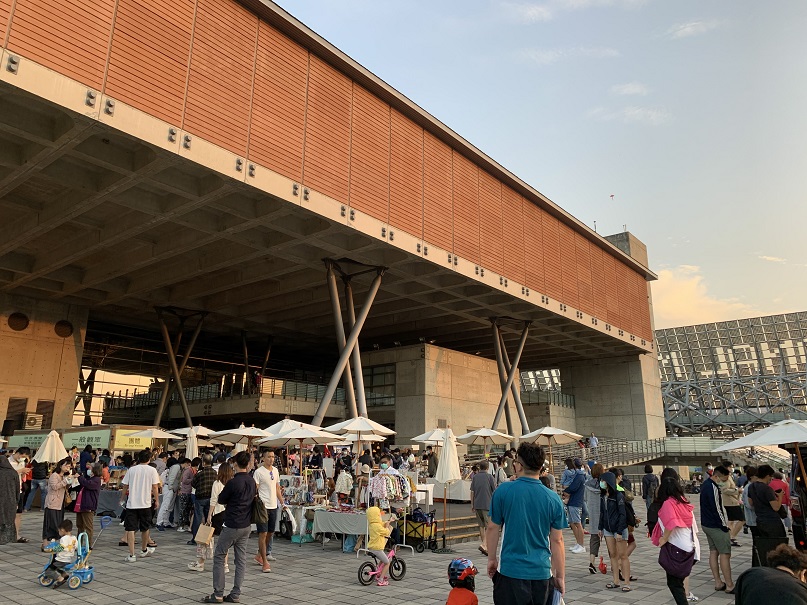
[7,439,807,604]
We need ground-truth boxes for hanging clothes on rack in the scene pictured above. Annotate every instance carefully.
[368,468,411,509]
[334,469,354,495]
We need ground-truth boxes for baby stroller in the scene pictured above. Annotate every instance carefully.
[38,516,112,590]
[403,507,438,553]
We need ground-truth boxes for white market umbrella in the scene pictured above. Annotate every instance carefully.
[185,430,199,460]
[520,426,583,471]
[257,426,342,475]
[327,433,386,446]
[713,419,807,481]
[264,418,319,435]
[171,425,215,438]
[434,428,462,551]
[325,416,395,480]
[713,419,807,452]
[412,428,455,445]
[127,428,183,440]
[210,425,271,445]
[32,430,69,463]
[457,427,513,453]
[175,437,223,449]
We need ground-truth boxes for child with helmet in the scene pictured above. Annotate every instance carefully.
[446,557,478,605]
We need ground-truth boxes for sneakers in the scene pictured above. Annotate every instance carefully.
[177,527,188,533]
[224,565,230,573]
[687,593,699,602]
[140,546,156,558]
[570,544,586,554]
[254,555,264,566]
[125,554,137,562]
[262,565,271,573]
[265,554,276,561]
[188,562,205,572]
[376,579,389,587]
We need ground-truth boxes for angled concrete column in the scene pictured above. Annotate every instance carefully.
[313,269,384,426]
[344,279,368,418]
[324,262,358,419]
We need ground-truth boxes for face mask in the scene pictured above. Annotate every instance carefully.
[380,463,389,470]
[87,469,93,477]
[600,481,607,489]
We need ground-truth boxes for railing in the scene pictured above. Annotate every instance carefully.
[521,390,576,407]
[547,437,667,480]
[101,374,348,411]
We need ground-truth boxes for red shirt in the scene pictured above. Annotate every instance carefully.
[446,587,478,605]
[769,479,791,507]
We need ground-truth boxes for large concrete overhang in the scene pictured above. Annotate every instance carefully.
[0,80,652,369]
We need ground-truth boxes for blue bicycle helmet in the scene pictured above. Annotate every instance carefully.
[448,558,478,587]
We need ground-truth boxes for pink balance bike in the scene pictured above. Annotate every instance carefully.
[357,546,407,585]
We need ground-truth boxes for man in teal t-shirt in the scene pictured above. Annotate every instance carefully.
[486,442,567,604]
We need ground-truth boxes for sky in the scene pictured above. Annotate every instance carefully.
[272,0,807,329]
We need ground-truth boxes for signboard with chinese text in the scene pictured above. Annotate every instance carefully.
[111,429,152,450]
[6,432,49,450]
[62,429,111,450]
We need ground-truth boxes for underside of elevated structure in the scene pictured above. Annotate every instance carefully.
[0,0,663,441]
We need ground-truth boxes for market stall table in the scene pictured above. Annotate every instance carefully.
[426,478,471,502]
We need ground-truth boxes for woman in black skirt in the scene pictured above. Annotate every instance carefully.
[41,458,73,548]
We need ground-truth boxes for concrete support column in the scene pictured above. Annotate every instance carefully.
[0,294,88,432]
[559,353,666,440]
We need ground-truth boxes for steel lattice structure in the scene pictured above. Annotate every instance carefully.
[657,312,807,436]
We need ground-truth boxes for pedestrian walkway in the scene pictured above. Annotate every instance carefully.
[2,507,751,604]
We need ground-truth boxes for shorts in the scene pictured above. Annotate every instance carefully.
[492,572,551,605]
[475,509,490,529]
[602,528,629,541]
[567,506,582,525]
[370,549,389,565]
[124,507,152,533]
[255,507,278,534]
[725,506,744,522]
[703,526,731,554]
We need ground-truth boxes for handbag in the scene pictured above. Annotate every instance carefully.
[195,523,215,545]
[658,538,695,579]
[252,497,268,525]
[64,490,73,506]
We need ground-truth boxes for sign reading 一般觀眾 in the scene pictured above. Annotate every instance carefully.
[62,429,111,450]
[6,432,50,449]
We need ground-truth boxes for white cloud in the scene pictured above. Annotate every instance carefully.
[586,105,670,125]
[610,81,649,96]
[500,2,554,22]
[555,0,648,9]
[758,255,787,263]
[652,265,757,328]
[521,46,620,66]
[666,20,720,39]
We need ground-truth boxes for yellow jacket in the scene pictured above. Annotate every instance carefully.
[367,506,391,550]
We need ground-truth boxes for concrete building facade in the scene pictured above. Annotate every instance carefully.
[0,0,664,442]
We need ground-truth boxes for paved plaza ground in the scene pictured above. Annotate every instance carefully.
[2,505,751,605]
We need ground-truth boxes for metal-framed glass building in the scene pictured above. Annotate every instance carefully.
[656,312,807,435]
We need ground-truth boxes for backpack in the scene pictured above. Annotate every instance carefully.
[625,500,637,528]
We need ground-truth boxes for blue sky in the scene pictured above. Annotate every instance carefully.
[273,0,807,329]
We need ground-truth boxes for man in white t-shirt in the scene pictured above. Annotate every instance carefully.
[253,451,284,572]
[121,450,161,562]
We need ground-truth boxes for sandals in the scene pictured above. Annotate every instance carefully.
[622,586,632,592]
[715,583,727,591]
[16,537,29,543]
[606,583,621,589]
[619,572,638,582]
[478,546,488,556]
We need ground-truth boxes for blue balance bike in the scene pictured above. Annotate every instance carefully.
[38,515,112,590]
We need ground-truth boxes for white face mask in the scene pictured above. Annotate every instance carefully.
[87,469,93,477]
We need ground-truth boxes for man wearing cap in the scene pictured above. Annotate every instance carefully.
[563,458,587,554]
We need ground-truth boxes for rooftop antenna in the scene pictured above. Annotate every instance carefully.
[623,224,627,232]
[593,220,597,233]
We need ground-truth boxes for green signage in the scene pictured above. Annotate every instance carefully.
[62,429,111,450]
[6,432,49,450]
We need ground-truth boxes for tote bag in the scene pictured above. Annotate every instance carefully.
[195,523,215,546]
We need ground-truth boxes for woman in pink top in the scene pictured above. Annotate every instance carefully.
[42,459,74,548]
[652,477,701,605]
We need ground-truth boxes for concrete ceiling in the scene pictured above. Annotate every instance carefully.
[0,82,648,369]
